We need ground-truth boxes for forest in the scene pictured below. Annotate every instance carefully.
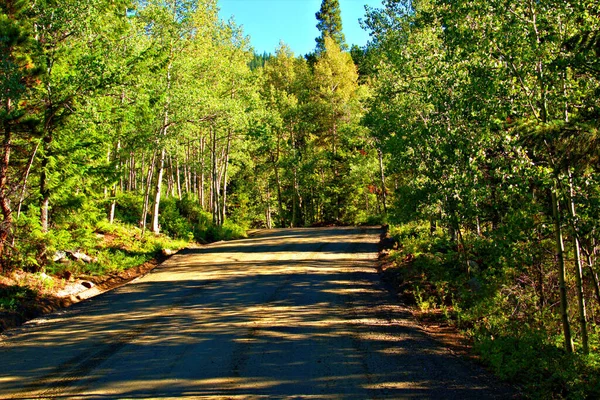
[1,0,600,397]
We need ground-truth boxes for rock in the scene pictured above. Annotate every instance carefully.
[67,251,97,263]
[81,281,94,289]
[162,248,176,256]
[52,251,67,262]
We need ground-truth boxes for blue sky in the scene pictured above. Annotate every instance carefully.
[217,0,384,56]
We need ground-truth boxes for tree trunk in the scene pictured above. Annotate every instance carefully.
[211,125,220,225]
[378,147,387,215]
[220,128,232,224]
[567,172,588,353]
[184,161,190,194]
[551,182,574,353]
[274,161,284,228]
[140,151,145,195]
[151,50,173,234]
[128,152,135,192]
[176,156,182,200]
[266,182,272,229]
[535,238,545,312]
[0,99,14,259]
[192,145,197,196]
[108,197,117,224]
[109,141,121,224]
[200,135,205,209]
[39,135,52,234]
[140,149,157,233]
[166,155,174,198]
[17,141,39,219]
[152,147,166,234]
[292,167,298,228]
[185,140,191,194]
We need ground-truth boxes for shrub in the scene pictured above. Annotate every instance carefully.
[206,220,247,242]
[113,192,143,225]
[158,197,194,240]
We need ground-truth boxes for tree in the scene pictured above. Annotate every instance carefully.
[315,0,347,53]
[309,36,362,222]
[363,0,600,359]
[0,0,41,262]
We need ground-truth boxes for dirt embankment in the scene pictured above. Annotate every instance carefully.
[0,254,169,333]
[377,227,476,361]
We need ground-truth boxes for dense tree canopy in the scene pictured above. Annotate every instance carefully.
[362,0,600,395]
[0,0,383,270]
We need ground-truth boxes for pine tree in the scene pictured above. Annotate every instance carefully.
[315,0,347,53]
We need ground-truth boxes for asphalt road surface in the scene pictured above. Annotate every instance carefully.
[0,227,513,399]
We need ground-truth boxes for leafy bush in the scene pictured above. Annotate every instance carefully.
[158,196,194,240]
[205,220,247,242]
[361,213,387,226]
[0,285,37,312]
[476,333,600,399]
[10,206,50,271]
[113,192,143,225]
[385,221,600,399]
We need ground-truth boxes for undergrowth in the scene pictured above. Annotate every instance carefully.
[385,221,600,399]
[1,193,248,317]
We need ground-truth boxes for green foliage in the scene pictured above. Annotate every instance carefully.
[80,250,149,277]
[205,220,247,242]
[386,221,600,399]
[158,196,195,240]
[113,192,144,225]
[155,194,245,242]
[476,333,600,399]
[315,0,347,52]
[0,285,37,312]
[249,51,272,71]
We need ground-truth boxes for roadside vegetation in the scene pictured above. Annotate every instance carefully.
[366,1,600,397]
[383,223,600,399]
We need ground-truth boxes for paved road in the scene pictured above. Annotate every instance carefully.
[0,227,512,399]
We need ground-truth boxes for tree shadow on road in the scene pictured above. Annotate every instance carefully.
[0,228,516,399]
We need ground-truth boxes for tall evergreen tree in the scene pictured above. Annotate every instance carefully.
[315,0,347,52]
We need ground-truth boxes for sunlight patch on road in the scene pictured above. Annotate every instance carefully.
[376,347,410,356]
[359,332,408,343]
[88,377,297,397]
[362,381,425,390]
[192,376,296,390]
[321,288,381,295]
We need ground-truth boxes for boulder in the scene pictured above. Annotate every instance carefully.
[162,248,176,256]
[66,251,97,263]
[52,251,67,262]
